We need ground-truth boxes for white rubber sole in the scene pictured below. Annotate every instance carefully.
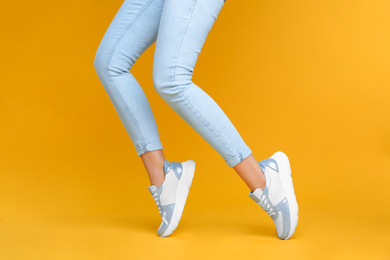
[271,151,298,240]
[160,160,195,237]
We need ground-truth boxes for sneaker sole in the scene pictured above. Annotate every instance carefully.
[160,160,195,237]
[271,151,298,239]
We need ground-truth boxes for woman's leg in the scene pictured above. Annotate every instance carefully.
[140,150,166,187]
[153,0,265,190]
[94,0,167,186]
[151,1,299,239]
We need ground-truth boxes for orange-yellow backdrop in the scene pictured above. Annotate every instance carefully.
[1,0,389,259]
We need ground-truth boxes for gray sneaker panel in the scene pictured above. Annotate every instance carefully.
[260,186,279,220]
[148,183,163,196]
[249,186,291,239]
[249,186,279,221]
[157,203,175,236]
[259,158,279,173]
[169,162,183,180]
[163,160,171,175]
[274,197,291,239]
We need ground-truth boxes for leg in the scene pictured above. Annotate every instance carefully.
[94,0,166,185]
[94,0,196,238]
[233,154,265,191]
[153,0,265,190]
[140,150,165,187]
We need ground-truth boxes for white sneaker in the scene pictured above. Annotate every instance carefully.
[148,159,196,237]
[249,151,299,240]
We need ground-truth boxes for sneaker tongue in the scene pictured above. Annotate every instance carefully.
[249,187,264,202]
[252,187,264,197]
[148,185,158,194]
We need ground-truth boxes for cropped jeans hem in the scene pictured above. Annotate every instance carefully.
[225,146,253,168]
[136,142,164,157]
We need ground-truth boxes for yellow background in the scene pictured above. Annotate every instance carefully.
[1,0,389,259]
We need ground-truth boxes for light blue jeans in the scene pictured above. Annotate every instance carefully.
[94,0,252,168]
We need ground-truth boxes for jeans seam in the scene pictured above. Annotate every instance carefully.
[170,0,235,156]
[178,86,236,157]
[105,0,153,75]
[172,0,197,88]
[105,0,154,146]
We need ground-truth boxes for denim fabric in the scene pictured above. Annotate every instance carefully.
[94,0,252,168]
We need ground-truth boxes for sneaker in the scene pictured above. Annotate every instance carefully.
[148,159,196,237]
[249,151,299,240]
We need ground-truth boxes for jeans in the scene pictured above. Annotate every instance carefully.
[94,0,252,168]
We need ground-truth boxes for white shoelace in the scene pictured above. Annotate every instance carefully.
[259,194,277,218]
[153,193,168,224]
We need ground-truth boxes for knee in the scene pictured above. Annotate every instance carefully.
[94,46,107,78]
[152,62,170,98]
[94,44,133,80]
[152,64,192,100]
[94,44,117,80]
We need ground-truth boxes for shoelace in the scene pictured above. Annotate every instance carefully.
[259,194,277,218]
[153,193,168,225]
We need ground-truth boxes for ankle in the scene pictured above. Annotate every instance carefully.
[151,170,165,188]
[258,180,266,191]
[141,150,166,188]
[250,169,266,192]
[258,169,266,190]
